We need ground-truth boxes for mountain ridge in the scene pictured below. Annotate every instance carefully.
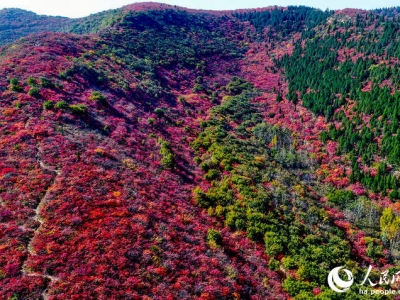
[0,3,382,46]
[1,3,400,299]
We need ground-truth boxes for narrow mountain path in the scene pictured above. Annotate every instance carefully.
[20,143,62,300]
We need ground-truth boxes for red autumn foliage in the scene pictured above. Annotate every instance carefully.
[0,18,290,300]
[1,4,396,299]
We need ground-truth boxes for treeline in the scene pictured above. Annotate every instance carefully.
[233,6,332,38]
[276,12,400,198]
[191,78,371,298]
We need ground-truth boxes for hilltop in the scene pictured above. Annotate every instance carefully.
[0,3,400,299]
[0,8,69,45]
[0,3,297,45]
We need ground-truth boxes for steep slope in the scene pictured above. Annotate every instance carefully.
[0,9,287,300]
[1,3,400,300]
[274,7,400,232]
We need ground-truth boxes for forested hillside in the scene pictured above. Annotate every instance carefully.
[0,8,70,46]
[0,2,399,299]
